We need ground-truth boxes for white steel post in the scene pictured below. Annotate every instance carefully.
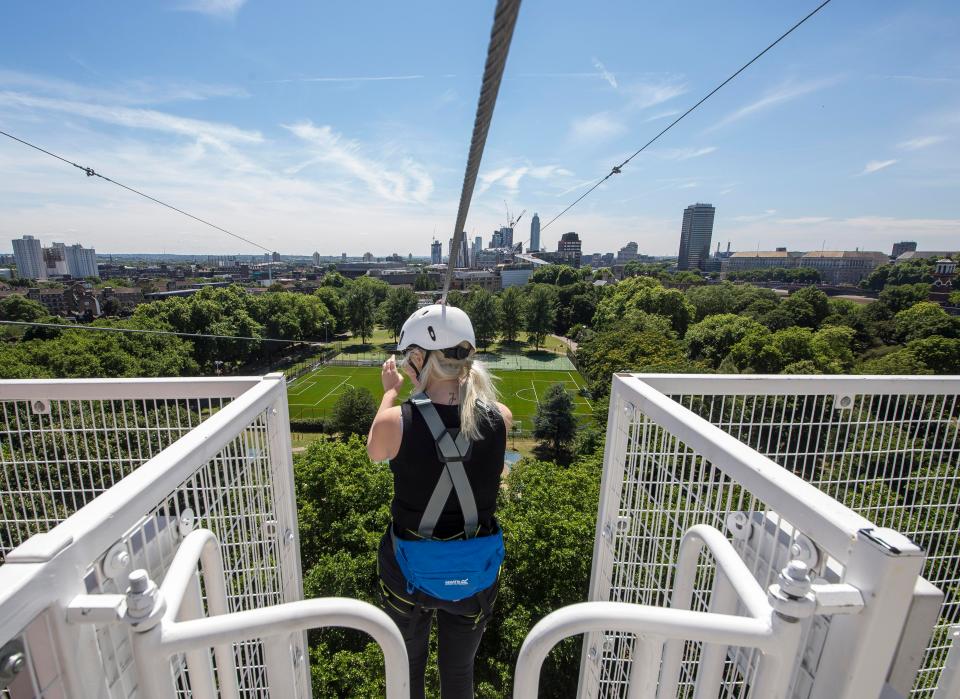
[263,373,311,696]
[180,573,216,699]
[577,376,634,698]
[264,633,298,697]
[933,626,960,699]
[809,529,926,699]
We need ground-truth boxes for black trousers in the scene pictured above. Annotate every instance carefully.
[377,532,498,699]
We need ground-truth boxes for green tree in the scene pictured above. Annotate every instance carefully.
[906,336,960,373]
[894,302,958,342]
[294,435,393,697]
[330,386,377,438]
[859,349,932,375]
[0,295,47,322]
[685,314,765,368]
[533,383,578,463]
[479,454,602,697]
[594,277,694,335]
[524,285,557,350]
[413,272,435,291]
[878,283,932,313]
[530,264,578,286]
[314,286,347,334]
[498,286,525,343]
[466,288,500,349]
[378,287,418,342]
[344,284,376,343]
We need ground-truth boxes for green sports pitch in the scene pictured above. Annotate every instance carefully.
[287,364,593,428]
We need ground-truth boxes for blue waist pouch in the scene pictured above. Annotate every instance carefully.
[392,529,505,602]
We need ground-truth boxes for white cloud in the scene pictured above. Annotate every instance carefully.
[569,111,627,144]
[0,69,248,105]
[897,135,946,151]
[176,0,246,18]
[707,77,841,131]
[270,75,425,84]
[625,80,687,111]
[678,182,698,189]
[656,146,717,161]
[860,159,898,175]
[776,216,832,225]
[0,91,262,145]
[477,163,573,194]
[592,58,618,89]
[645,109,681,122]
[285,121,433,204]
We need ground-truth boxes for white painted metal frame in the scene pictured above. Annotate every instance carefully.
[64,529,409,699]
[637,374,960,698]
[517,525,808,699]
[579,374,933,699]
[0,375,309,699]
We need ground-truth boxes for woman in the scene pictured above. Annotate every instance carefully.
[367,303,511,699]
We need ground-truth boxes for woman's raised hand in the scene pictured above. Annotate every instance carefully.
[381,356,405,393]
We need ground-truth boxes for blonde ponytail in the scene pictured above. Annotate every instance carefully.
[408,345,500,440]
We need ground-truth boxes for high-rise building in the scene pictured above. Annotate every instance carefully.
[61,243,98,278]
[557,232,582,267]
[677,203,716,271]
[12,235,46,280]
[617,241,639,263]
[490,229,503,248]
[472,236,483,267]
[499,226,514,249]
[271,251,280,263]
[43,246,69,277]
[431,240,442,265]
[891,241,917,258]
[529,213,541,252]
[448,235,469,268]
[312,251,320,266]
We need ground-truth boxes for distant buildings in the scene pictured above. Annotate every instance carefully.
[617,241,639,264]
[312,251,320,266]
[891,241,917,258]
[472,236,483,266]
[11,236,98,280]
[557,232,582,267]
[894,250,960,264]
[12,235,46,280]
[529,213,541,252]
[448,235,469,268]
[430,240,442,265]
[271,251,281,263]
[721,249,888,285]
[677,203,715,271]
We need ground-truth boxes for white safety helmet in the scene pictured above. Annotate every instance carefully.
[397,304,475,356]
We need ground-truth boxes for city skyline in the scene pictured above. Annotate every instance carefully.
[1,1,958,255]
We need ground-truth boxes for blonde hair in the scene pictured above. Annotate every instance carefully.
[403,344,500,440]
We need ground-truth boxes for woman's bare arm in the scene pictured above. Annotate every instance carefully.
[366,357,405,462]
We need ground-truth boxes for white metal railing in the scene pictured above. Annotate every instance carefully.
[64,529,409,699]
[578,374,955,699]
[637,374,960,698]
[0,376,313,698]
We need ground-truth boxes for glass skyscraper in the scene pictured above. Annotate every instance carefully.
[677,203,715,271]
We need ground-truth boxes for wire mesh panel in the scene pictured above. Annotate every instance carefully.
[580,374,938,699]
[0,377,307,699]
[652,378,959,697]
[1,393,232,560]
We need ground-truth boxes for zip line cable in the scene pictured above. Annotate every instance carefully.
[0,319,312,344]
[442,0,522,303]
[539,0,835,234]
[0,128,273,254]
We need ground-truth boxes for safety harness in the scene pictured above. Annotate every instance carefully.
[389,393,504,616]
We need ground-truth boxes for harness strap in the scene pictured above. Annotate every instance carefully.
[410,393,478,539]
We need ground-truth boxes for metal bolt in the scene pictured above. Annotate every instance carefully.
[271,408,279,416]
[128,569,149,594]
[1,651,25,680]
[284,529,295,546]
[778,560,812,599]
[587,646,598,660]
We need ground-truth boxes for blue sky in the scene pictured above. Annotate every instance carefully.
[1,0,958,256]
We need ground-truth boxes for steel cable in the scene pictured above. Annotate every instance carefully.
[442,0,522,303]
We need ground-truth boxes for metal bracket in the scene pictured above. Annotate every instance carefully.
[67,594,128,624]
[30,399,51,415]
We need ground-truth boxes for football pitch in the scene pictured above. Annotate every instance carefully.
[287,364,593,429]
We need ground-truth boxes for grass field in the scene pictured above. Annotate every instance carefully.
[287,364,593,429]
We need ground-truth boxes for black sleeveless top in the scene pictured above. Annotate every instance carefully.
[389,399,506,540]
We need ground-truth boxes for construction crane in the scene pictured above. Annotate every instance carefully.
[503,200,526,228]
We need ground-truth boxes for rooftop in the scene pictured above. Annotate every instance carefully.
[1,374,958,697]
